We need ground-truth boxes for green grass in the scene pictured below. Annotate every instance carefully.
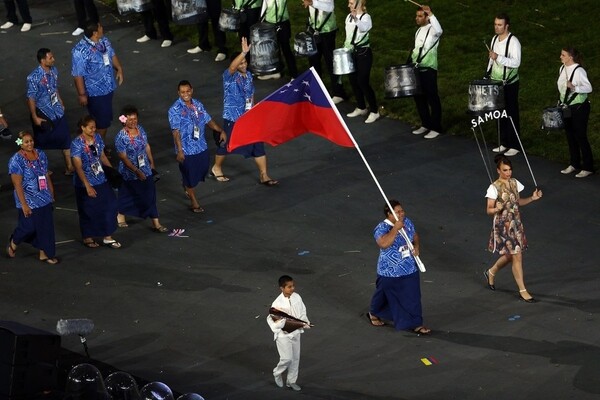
[105,0,598,167]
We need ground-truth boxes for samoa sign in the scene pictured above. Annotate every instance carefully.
[471,109,508,128]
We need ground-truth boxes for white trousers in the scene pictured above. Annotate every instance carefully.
[273,334,301,384]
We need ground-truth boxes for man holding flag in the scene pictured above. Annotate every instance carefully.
[213,38,279,186]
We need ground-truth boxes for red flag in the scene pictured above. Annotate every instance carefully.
[228,68,355,152]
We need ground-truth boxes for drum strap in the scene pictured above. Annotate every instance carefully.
[239,0,259,10]
[349,13,369,48]
[560,65,582,105]
[487,33,516,83]
[412,26,439,65]
[309,9,332,33]
[261,0,287,23]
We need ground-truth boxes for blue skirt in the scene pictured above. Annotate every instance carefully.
[118,178,159,219]
[11,203,56,258]
[87,91,114,129]
[33,115,71,150]
[370,272,423,331]
[75,181,118,237]
[179,151,209,188]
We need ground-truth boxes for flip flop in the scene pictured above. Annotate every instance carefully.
[191,206,205,213]
[210,170,230,182]
[6,237,16,258]
[102,239,122,249]
[152,226,169,233]
[366,312,385,326]
[83,239,100,248]
[118,221,129,228]
[39,257,60,265]
[260,179,279,186]
[411,326,431,335]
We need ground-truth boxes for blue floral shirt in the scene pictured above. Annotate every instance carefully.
[8,149,53,209]
[115,125,152,181]
[71,37,117,97]
[374,217,418,277]
[223,69,254,122]
[168,97,211,155]
[26,66,65,121]
[70,133,107,187]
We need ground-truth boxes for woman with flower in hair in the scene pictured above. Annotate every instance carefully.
[114,105,168,232]
[7,131,58,264]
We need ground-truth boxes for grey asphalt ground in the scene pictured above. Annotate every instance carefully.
[1,1,600,399]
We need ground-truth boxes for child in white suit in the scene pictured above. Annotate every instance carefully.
[266,275,310,391]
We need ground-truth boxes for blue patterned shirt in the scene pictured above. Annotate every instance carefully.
[70,133,107,187]
[115,125,152,181]
[223,69,254,122]
[168,97,211,155]
[8,149,53,209]
[71,37,117,97]
[374,217,418,277]
[26,66,64,121]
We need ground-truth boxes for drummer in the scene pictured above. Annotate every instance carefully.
[258,0,297,80]
[486,13,521,157]
[410,5,442,139]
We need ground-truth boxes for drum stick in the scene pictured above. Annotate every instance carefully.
[483,40,491,52]
[404,0,423,8]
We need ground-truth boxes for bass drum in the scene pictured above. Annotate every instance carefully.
[294,31,317,57]
[249,23,280,75]
[171,0,208,25]
[218,7,241,32]
[116,0,153,15]
[384,64,421,98]
[541,106,564,130]
[468,79,505,114]
[332,48,355,75]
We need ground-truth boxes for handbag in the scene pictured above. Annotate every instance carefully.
[103,165,123,189]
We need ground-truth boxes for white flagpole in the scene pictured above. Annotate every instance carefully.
[309,67,426,272]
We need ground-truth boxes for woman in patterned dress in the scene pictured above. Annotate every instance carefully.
[484,155,542,302]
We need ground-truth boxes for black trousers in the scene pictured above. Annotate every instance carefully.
[142,0,173,41]
[74,0,98,28]
[498,80,520,149]
[196,0,226,53]
[274,20,297,77]
[413,68,442,132]
[4,0,32,24]
[308,30,346,99]
[238,7,260,43]
[564,101,593,171]
[348,47,376,112]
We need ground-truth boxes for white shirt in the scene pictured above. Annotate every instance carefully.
[266,292,309,340]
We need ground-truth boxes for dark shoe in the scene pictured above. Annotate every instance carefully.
[483,269,495,291]
[519,291,538,303]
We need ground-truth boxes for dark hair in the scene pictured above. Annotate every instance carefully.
[36,48,51,63]
[120,105,138,117]
[495,12,510,25]
[84,21,100,38]
[178,80,193,90]
[77,115,96,133]
[384,199,402,217]
[494,154,512,168]
[562,46,583,64]
[18,130,34,140]
[278,275,293,288]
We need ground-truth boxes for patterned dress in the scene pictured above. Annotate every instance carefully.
[487,178,527,255]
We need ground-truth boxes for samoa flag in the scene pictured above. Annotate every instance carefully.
[227,67,355,152]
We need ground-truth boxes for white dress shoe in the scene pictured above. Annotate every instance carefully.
[347,108,368,117]
[187,46,203,54]
[424,130,440,139]
[412,126,428,135]
[492,145,507,153]
[215,52,226,62]
[1,21,14,29]
[20,23,31,32]
[137,35,151,43]
[504,148,520,156]
[257,73,281,80]
[286,383,302,391]
[365,112,380,124]
[161,40,172,48]
[575,170,593,178]
[72,27,84,36]
[560,165,576,174]
[331,96,344,104]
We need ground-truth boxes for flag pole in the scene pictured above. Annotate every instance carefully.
[309,67,426,272]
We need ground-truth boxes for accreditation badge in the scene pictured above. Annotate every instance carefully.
[38,175,47,191]
[137,154,146,168]
[103,53,110,66]
[399,245,410,259]
[245,98,252,111]
[51,92,59,106]
[193,126,200,140]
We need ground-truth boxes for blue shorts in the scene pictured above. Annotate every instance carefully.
[216,119,266,157]
[87,92,114,129]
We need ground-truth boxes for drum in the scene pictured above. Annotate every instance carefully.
[218,7,241,32]
[468,79,505,114]
[541,106,564,130]
[171,0,208,25]
[293,31,317,57]
[116,0,153,15]
[384,64,421,98]
[333,48,355,75]
[249,23,280,75]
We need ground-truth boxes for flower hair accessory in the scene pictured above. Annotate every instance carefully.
[119,115,128,124]
[15,137,23,146]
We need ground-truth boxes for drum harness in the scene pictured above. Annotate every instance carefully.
[307,8,332,43]
[409,25,439,69]
[558,65,582,116]
[348,13,369,56]
[486,33,517,85]
[260,0,288,31]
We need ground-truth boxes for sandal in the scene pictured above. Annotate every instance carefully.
[152,226,169,233]
[366,312,385,326]
[83,239,100,248]
[260,179,279,186]
[190,206,205,213]
[6,237,17,258]
[411,326,431,335]
[118,221,129,228]
[210,169,230,182]
[39,257,60,265]
[102,239,122,249]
